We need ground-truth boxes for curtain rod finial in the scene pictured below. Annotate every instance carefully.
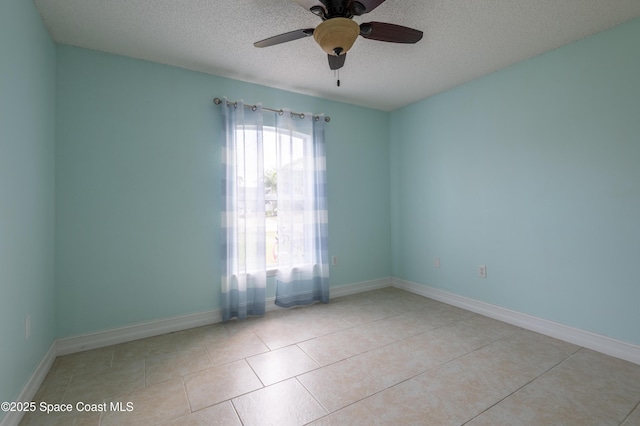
[213,97,222,105]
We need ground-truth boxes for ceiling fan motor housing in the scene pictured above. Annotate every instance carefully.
[313,18,360,55]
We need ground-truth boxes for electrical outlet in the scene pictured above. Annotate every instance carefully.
[332,256,338,266]
[478,265,487,278]
[434,257,441,268]
[25,315,31,340]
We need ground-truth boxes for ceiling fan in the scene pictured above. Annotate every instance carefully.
[254,0,423,71]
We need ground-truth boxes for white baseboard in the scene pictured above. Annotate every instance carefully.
[0,343,56,426]
[392,278,640,365]
[330,277,393,298]
[56,309,222,356]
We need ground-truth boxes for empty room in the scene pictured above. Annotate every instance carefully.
[2,0,640,424]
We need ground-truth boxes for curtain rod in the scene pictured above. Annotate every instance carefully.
[213,97,330,122]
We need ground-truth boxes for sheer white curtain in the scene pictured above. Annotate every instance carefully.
[274,111,329,307]
[220,99,266,321]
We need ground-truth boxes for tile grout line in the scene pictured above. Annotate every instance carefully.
[460,346,584,425]
[59,375,72,406]
[290,307,478,371]
[296,321,560,424]
[180,377,193,414]
[302,330,505,423]
[294,376,330,420]
[620,399,640,425]
[244,354,267,389]
[229,398,245,426]
[254,303,494,419]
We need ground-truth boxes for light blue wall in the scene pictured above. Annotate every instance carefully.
[390,18,640,345]
[0,0,56,416]
[55,46,391,337]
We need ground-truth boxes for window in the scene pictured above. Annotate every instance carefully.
[234,126,310,269]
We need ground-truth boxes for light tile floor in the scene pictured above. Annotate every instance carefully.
[20,288,640,425]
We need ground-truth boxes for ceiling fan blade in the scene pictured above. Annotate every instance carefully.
[328,53,346,70]
[351,0,387,15]
[254,29,315,48]
[359,22,423,43]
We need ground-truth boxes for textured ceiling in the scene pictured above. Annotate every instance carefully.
[34,0,640,111]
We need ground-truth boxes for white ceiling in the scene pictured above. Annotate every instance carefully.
[34,0,640,111]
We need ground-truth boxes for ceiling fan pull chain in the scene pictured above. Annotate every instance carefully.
[337,69,341,87]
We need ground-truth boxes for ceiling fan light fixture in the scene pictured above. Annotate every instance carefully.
[313,18,360,55]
